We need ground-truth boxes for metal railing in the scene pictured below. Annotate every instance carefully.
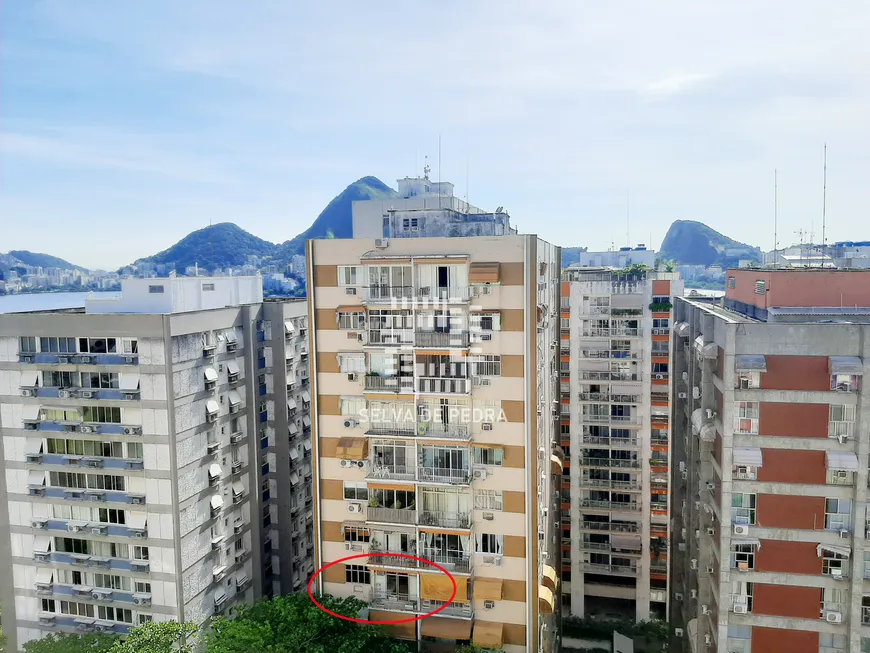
[419,550,471,573]
[367,507,418,525]
[419,422,471,440]
[579,499,642,511]
[366,464,416,481]
[579,371,642,382]
[580,562,638,575]
[417,377,470,394]
[579,521,639,533]
[365,424,417,437]
[420,600,473,618]
[364,375,414,393]
[580,458,640,469]
[416,286,473,302]
[419,511,471,529]
[363,286,414,302]
[578,477,640,491]
[367,330,414,346]
[368,550,421,569]
[580,434,639,446]
[417,467,471,485]
[370,592,419,612]
[415,331,471,348]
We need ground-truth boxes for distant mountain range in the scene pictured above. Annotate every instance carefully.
[659,220,762,267]
[0,250,88,275]
[131,176,398,272]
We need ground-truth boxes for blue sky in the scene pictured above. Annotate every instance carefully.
[3,1,870,269]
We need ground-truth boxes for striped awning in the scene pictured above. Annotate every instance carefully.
[830,356,863,375]
[733,448,763,467]
[826,451,858,472]
[469,262,500,284]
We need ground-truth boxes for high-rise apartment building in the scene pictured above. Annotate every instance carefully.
[561,264,683,620]
[671,268,870,653]
[0,275,311,649]
[306,235,562,653]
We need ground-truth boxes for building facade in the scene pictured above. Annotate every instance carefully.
[307,235,562,653]
[0,277,311,649]
[670,268,870,653]
[561,265,683,621]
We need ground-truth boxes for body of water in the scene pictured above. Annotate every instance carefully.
[0,292,119,314]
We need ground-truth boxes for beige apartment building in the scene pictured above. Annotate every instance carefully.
[306,235,562,653]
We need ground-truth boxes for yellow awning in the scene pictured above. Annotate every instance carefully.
[469,262,500,284]
[367,483,417,493]
[336,438,368,460]
[473,622,504,648]
[421,574,459,602]
[421,617,473,640]
[539,584,555,614]
[474,577,503,601]
[542,564,558,592]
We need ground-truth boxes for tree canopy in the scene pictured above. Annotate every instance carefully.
[22,633,118,653]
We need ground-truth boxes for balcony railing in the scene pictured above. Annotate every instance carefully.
[579,521,639,533]
[367,507,418,525]
[363,286,414,303]
[580,562,638,575]
[419,511,471,529]
[364,375,414,393]
[370,592,419,612]
[415,331,471,348]
[416,287,473,302]
[579,371,642,382]
[368,551,421,570]
[580,458,640,469]
[367,464,416,482]
[582,414,641,425]
[420,600,473,618]
[418,422,471,440]
[419,550,471,573]
[578,477,640,491]
[581,328,642,338]
[365,423,417,437]
[579,499,642,511]
[417,377,470,394]
[417,467,471,485]
[580,435,639,446]
[368,330,414,346]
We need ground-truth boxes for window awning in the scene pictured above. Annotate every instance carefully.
[818,543,851,558]
[227,361,240,375]
[303,441,311,452]
[225,330,238,343]
[288,421,298,434]
[674,322,691,338]
[228,391,241,406]
[25,439,43,455]
[733,448,764,467]
[119,373,140,391]
[421,573,458,602]
[290,472,300,486]
[421,616,473,640]
[127,513,147,530]
[474,577,503,601]
[206,400,219,415]
[204,368,219,382]
[830,356,863,375]
[336,438,367,460]
[284,320,295,334]
[732,538,761,549]
[208,464,222,479]
[469,262,500,284]
[542,564,558,592]
[826,451,858,472]
[33,535,50,553]
[235,572,249,586]
[232,482,244,496]
[539,584,555,614]
[302,416,311,427]
[611,534,642,551]
[735,355,766,372]
[473,622,504,649]
[289,448,299,460]
[20,370,39,387]
[28,470,46,486]
[22,405,41,421]
[36,568,53,584]
[301,391,311,403]
[287,398,298,411]
[210,495,224,510]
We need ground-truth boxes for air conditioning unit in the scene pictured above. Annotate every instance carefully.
[347,503,362,514]
[704,634,712,646]
[91,526,107,536]
[124,427,142,435]
[678,392,687,399]
[826,611,843,623]
[733,524,749,536]
[59,390,70,399]
[472,468,488,481]
[481,423,493,431]
[674,628,684,638]
[344,419,358,429]
[347,373,358,382]
[837,434,849,444]
[79,356,92,364]
[133,595,152,606]
[68,523,84,533]
[690,589,697,599]
[681,470,688,480]
[123,356,136,363]
[374,238,389,249]
[674,592,683,601]
[340,460,354,468]
[690,559,698,569]
[706,527,715,536]
[655,374,664,380]
[207,442,219,454]
[58,356,70,364]
[31,518,47,529]
[482,512,494,521]
[701,604,710,615]
[21,389,33,397]
[706,565,715,574]
[80,390,94,399]
[345,287,357,295]
[80,426,93,434]
[484,600,495,610]
[831,568,845,580]
[733,604,748,614]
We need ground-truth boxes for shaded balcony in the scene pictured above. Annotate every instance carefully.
[415,331,471,349]
[363,375,414,394]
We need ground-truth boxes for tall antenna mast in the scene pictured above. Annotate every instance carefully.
[438,134,442,210]
[465,157,470,209]
[774,169,778,267]
[822,143,827,258]
[625,190,630,247]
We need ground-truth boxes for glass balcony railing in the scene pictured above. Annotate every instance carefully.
[363,286,414,303]
[580,562,638,575]
[579,458,640,469]
[367,330,414,346]
[579,499,642,511]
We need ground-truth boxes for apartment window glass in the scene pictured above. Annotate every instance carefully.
[733,402,759,434]
[98,606,133,623]
[730,542,756,570]
[727,277,736,289]
[736,372,760,389]
[82,406,122,423]
[560,296,569,309]
[652,318,669,328]
[122,338,138,354]
[825,499,852,531]
[343,482,369,501]
[148,285,165,294]
[343,526,370,543]
[39,337,77,353]
[470,312,501,332]
[42,599,56,613]
[731,493,756,525]
[60,601,94,617]
[201,283,215,292]
[345,565,370,584]
[560,318,570,330]
[20,336,37,353]
[730,580,753,613]
[822,550,849,576]
[133,546,149,561]
[475,533,504,555]
[338,354,366,375]
[474,490,504,511]
[81,372,120,389]
[78,338,117,354]
[829,405,857,438]
[338,312,366,330]
[340,397,366,418]
[337,266,361,286]
[472,355,501,377]
[472,447,503,466]
[820,634,847,652]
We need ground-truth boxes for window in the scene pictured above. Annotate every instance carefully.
[560,361,569,373]
[474,490,503,511]
[822,550,849,577]
[730,542,756,570]
[60,601,94,617]
[126,442,143,459]
[20,336,37,353]
[202,283,215,292]
[345,564,370,584]
[727,277,736,289]
[732,493,756,525]
[829,404,857,438]
[338,354,366,375]
[343,482,369,501]
[652,318,669,329]
[133,546,149,561]
[472,355,501,377]
[733,402,759,434]
[736,372,760,389]
[344,525,370,543]
[98,606,133,623]
[338,266,361,286]
[820,633,848,652]
[476,533,504,555]
[86,474,126,491]
[138,615,153,625]
[43,408,79,422]
[81,372,120,389]
[730,580,753,613]
[94,574,130,590]
[560,296,569,309]
[39,337,77,354]
[78,338,117,354]
[472,447,503,466]
[148,285,165,294]
[340,397,366,418]
[42,599,56,613]
[754,280,765,294]
[82,406,122,423]
[470,312,501,332]
[44,371,77,388]
[338,312,366,330]
[828,469,854,486]
[825,498,852,531]
[122,339,138,354]
[560,318,570,330]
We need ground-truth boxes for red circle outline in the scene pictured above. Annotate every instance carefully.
[307,552,457,624]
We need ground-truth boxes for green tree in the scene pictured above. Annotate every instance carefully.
[206,594,412,653]
[22,633,118,653]
[109,621,198,653]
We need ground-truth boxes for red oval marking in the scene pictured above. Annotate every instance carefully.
[307,552,457,624]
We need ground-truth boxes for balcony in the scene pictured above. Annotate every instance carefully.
[366,464,416,482]
[419,511,471,529]
[363,286,414,303]
[579,392,642,403]
[417,377,470,395]
[367,506,418,525]
[582,414,641,426]
[419,550,472,574]
[580,458,640,469]
[420,600,473,618]
[579,371,642,382]
[578,477,640,491]
[579,499,641,512]
[367,330,414,347]
[367,551,420,570]
[580,434,639,446]
[365,422,417,438]
[370,592,419,613]
[364,375,414,394]
[415,331,471,349]
[579,521,639,533]
[419,421,471,441]
[580,562,638,576]
[417,467,471,485]
[416,286,473,303]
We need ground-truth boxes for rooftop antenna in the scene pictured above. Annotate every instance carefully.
[465,157,469,210]
[822,143,828,258]
[438,134,442,210]
[773,169,778,267]
[423,156,430,180]
[625,190,631,248]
